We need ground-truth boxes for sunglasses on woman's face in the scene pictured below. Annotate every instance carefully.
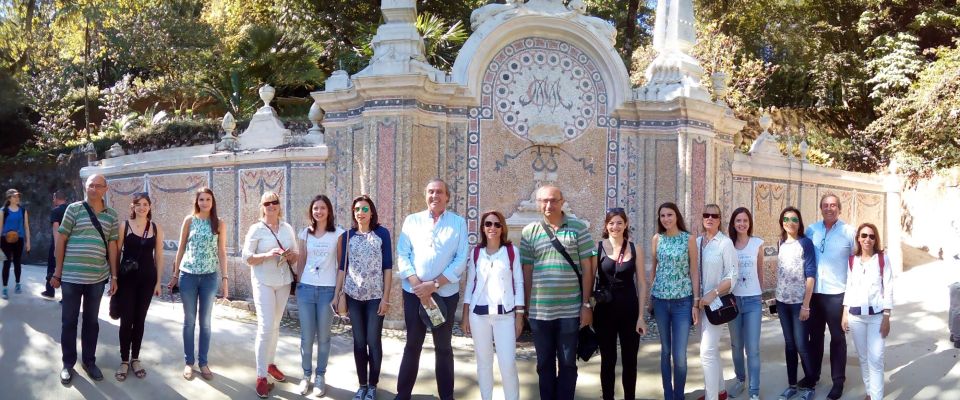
[354,206,370,213]
[483,221,502,229]
[262,200,280,207]
[859,233,876,240]
[782,216,799,223]
[702,213,720,220]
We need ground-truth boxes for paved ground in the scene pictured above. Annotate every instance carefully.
[1,259,958,400]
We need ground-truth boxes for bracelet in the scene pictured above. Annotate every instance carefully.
[801,306,811,311]
[52,276,61,280]
[516,309,526,314]
[112,275,118,280]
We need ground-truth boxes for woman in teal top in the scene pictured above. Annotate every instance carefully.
[168,187,228,381]
[649,202,699,400]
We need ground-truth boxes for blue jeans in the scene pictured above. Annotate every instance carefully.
[777,301,814,387]
[179,271,219,367]
[529,317,580,400]
[347,296,384,386]
[297,283,335,378]
[652,295,693,400]
[728,295,762,396]
[60,280,106,368]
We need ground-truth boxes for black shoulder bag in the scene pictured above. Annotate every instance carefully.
[593,241,627,305]
[264,222,298,296]
[118,220,152,276]
[540,222,599,362]
[700,235,739,325]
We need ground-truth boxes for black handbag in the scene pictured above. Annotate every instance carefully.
[699,235,739,325]
[592,241,629,305]
[540,222,599,362]
[119,221,152,275]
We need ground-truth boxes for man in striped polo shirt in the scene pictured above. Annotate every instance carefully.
[520,185,596,400]
[50,174,120,384]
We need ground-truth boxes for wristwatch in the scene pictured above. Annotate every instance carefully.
[582,302,592,309]
[433,280,440,289]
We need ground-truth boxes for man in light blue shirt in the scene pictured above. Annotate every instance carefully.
[394,178,468,400]
[804,193,856,400]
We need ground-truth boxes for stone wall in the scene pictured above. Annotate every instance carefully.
[0,153,87,264]
[900,169,960,261]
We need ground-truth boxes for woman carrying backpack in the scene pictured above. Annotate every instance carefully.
[2,188,31,299]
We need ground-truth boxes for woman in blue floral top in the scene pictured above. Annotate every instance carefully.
[333,195,393,400]
[775,206,817,400]
[649,202,699,400]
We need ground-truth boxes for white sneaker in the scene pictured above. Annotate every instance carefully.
[750,395,760,400]
[298,376,312,395]
[314,375,327,397]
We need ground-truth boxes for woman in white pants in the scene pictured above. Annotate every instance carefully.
[461,210,524,400]
[242,191,299,398]
[697,204,738,400]
[841,222,892,400]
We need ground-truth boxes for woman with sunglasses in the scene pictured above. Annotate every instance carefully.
[775,207,817,400]
[333,195,393,400]
[696,204,738,400]
[114,193,164,382]
[169,187,228,381]
[294,195,344,396]
[592,207,646,400]
[242,191,299,398]
[650,202,699,400]
[841,223,892,400]
[726,207,764,399]
[1,188,30,299]
[461,210,523,400]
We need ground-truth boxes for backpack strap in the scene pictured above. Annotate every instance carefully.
[878,250,885,296]
[470,246,481,298]
[848,255,855,271]
[506,244,516,297]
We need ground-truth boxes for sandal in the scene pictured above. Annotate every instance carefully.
[183,365,194,380]
[199,365,214,381]
[115,362,129,382]
[131,359,146,379]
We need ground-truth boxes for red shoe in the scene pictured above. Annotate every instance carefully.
[698,391,728,400]
[256,377,273,398]
[266,364,285,382]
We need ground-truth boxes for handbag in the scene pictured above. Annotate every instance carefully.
[119,221,151,276]
[264,221,297,296]
[700,235,739,325]
[592,241,628,305]
[540,222,599,362]
[334,231,351,317]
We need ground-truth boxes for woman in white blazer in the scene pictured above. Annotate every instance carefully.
[461,210,524,400]
[841,222,893,400]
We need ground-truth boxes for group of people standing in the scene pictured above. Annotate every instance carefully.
[25,173,893,400]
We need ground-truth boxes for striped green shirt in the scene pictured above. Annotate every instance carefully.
[58,202,120,284]
[520,215,596,321]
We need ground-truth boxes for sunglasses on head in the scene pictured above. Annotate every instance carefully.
[607,207,625,213]
[859,233,876,240]
[782,216,799,223]
[702,213,720,219]
[354,206,370,213]
[483,221,503,229]
[262,200,280,207]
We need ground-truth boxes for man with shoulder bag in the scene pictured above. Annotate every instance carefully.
[50,174,120,384]
[520,186,597,400]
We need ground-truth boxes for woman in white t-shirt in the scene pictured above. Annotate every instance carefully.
[725,207,764,400]
[294,195,344,396]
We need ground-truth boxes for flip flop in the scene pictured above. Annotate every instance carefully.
[131,359,146,379]
[115,362,129,382]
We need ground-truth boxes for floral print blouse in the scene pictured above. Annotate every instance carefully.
[338,226,393,301]
[652,231,693,299]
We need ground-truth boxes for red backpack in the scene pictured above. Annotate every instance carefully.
[848,250,885,296]
[471,244,516,298]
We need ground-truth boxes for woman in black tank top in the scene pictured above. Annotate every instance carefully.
[593,208,648,400]
[114,193,164,381]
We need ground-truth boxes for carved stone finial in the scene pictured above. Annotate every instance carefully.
[258,84,275,108]
[636,0,709,102]
[215,112,238,152]
[304,103,326,146]
[711,71,729,106]
[106,143,125,158]
[355,0,446,82]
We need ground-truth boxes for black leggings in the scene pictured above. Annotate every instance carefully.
[1,238,23,286]
[117,265,157,362]
[594,289,641,400]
